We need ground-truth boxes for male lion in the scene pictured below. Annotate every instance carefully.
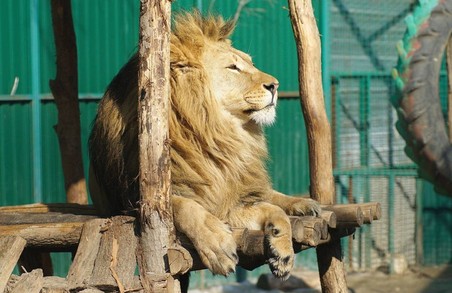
[89,12,320,280]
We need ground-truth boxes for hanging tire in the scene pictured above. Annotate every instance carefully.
[392,0,452,196]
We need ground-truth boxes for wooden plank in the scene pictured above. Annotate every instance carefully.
[89,216,137,291]
[10,269,43,293]
[67,218,109,291]
[0,236,26,293]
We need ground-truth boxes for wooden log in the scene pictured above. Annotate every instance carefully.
[320,210,337,228]
[136,0,177,292]
[88,216,137,292]
[0,211,98,226]
[322,204,364,227]
[0,236,26,293]
[0,205,98,250]
[0,222,85,250]
[290,217,305,242]
[360,202,382,222]
[9,269,43,293]
[288,0,349,291]
[0,203,97,215]
[300,218,321,246]
[67,219,109,291]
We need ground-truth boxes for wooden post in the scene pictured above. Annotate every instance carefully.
[136,1,179,292]
[49,0,87,204]
[288,0,348,292]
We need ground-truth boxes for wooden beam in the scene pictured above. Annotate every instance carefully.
[67,218,109,291]
[0,236,27,293]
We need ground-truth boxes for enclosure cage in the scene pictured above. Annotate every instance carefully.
[328,0,452,271]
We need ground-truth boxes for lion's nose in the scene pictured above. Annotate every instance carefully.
[263,82,279,96]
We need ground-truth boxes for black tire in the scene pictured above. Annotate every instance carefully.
[392,0,452,196]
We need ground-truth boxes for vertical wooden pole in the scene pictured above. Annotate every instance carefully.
[288,0,348,292]
[137,1,179,292]
[50,0,87,205]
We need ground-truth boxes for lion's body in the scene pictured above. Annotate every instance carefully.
[89,12,319,279]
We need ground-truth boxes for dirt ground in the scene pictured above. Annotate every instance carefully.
[189,265,452,293]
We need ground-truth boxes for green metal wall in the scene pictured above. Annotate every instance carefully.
[1,0,314,281]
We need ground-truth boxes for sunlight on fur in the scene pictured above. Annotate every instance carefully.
[89,11,320,281]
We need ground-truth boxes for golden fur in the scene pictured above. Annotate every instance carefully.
[89,12,319,279]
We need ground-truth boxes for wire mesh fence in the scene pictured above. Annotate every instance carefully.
[329,0,420,271]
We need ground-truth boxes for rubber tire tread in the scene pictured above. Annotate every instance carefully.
[393,0,452,195]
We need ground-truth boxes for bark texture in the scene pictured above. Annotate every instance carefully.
[136,1,179,292]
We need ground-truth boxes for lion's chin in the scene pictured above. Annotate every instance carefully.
[249,106,276,126]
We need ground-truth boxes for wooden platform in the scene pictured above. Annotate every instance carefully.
[0,202,381,292]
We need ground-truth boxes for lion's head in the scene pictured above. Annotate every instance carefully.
[89,12,278,216]
[171,12,279,126]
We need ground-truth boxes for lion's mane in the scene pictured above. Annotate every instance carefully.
[89,12,272,218]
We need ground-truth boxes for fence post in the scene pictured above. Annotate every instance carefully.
[136,1,180,292]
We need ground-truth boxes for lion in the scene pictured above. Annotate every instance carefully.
[88,11,320,280]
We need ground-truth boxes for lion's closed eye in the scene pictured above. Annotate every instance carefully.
[226,64,241,72]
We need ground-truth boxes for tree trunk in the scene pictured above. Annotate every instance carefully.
[49,0,87,204]
[288,0,348,292]
[136,1,179,292]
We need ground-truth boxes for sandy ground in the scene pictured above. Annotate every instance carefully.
[189,265,452,293]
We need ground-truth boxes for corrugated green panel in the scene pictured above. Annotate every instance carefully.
[421,181,452,265]
[0,102,34,204]
[80,100,100,181]
[0,0,32,95]
[40,101,66,203]
[266,98,310,195]
[40,100,100,203]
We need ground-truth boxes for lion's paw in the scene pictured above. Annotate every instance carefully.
[287,198,321,217]
[192,215,238,276]
[264,222,294,280]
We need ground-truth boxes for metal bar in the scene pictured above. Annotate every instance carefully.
[332,71,448,78]
[415,178,424,265]
[334,78,342,170]
[366,3,416,44]
[359,76,370,167]
[334,167,417,177]
[362,75,372,268]
[388,173,395,273]
[30,0,42,203]
[0,94,103,102]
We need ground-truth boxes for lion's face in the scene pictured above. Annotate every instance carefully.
[202,41,279,126]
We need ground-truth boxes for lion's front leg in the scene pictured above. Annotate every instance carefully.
[228,202,294,280]
[267,191,321,216]
[172,195,238,276]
